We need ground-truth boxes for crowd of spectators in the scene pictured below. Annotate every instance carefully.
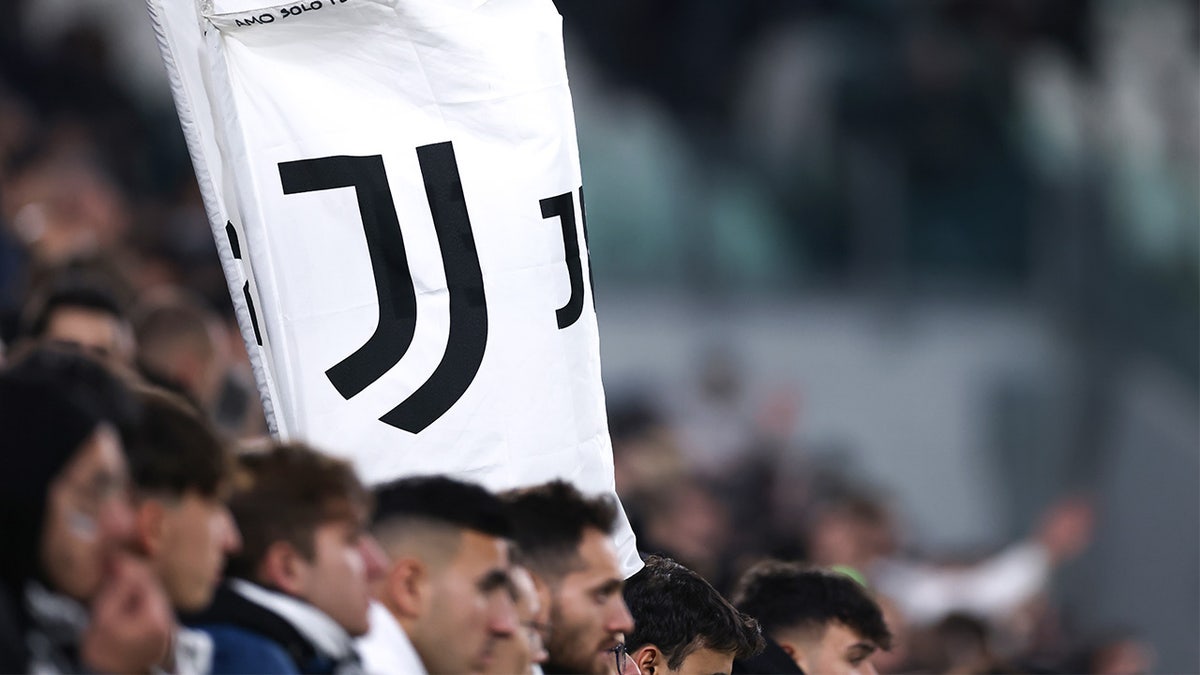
[0,2,1171,674]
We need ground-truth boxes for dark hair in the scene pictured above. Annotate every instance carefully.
[126,386,233,499]
[22,279,128,339]
[0,346,140,586]
[502,480,617,578]
[3,344,141,443]
[625,555,763,669]
[732,562,892,650]
[373,475,511,538]
[224,443,370,580]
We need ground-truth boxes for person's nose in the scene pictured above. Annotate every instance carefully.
[606,597,634,635]
[99,493,135,545]
[358,534,389,582]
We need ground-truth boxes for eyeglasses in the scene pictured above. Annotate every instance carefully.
[609,643,627,675]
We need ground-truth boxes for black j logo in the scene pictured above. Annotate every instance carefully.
[278,142,487,434]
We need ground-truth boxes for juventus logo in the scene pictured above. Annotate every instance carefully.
[273,141,589,433]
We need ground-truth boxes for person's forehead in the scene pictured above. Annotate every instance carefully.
[510,566,537,596]
[46,306,123,335]
[174,490,226,513]
[61,426,124,482]
[314,510,367,538]
[566,528,621,582]
[823,622,870,649]
[510,566,539,610]
[453,530,508,567]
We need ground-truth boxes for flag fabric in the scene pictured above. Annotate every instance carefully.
[147,0,639,574]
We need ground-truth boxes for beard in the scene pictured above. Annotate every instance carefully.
[541,601,614,675]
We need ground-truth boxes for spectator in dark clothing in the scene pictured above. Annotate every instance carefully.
[185,442,387,674]
[0,346,172,673]
[623,554,763,675]
[732,562,892,675]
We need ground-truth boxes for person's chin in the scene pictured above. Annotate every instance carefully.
[590,650,616,675]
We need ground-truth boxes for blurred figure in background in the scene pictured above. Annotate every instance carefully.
[622,554,763,675]
[16,270,134,365]
[634,477,735,589]
[186,443,387,674]
[504,481,635,675]
[1063,631,1156,675]
[487,562,550,675]
[132,289,229,419]
[1,148,131,270]
[0,346,172,673]
[798,482,1093,664]
[127,385,241,674]
[868,496,1094,629]
[732,562,892,675]
[359,476,519,675]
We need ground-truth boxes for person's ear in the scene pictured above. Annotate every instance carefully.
[133,499,166,558]
[386,557,428,619]
[777,640,806,671]
[633,644,660,675]
[259,541,309,596]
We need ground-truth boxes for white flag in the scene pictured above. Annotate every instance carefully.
[147,0,639,574]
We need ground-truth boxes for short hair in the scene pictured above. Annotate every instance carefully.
[223,443,370,580]
[732,562,892,650]
[625,555,763,669]
[133,294,217,363]
[373,475,512,538]
[22,279,128,340]
[502,480,617,579]
[126,386,233,499]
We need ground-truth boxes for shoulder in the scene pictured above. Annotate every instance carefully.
[195,624,300,674]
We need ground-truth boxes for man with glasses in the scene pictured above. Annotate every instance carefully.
[358,476,521,675]
[503,481,635,675]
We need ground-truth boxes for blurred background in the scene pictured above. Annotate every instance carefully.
[0,0,1195,672]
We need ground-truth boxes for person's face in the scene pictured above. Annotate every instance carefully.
[147,492,241,611]
[416,531,517,674]
[43,307,133,365]
[487,565,548,675]
[41,426,135,602]
[544,528,634,675]
[790,622,879,675]
[296,517,388,637]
